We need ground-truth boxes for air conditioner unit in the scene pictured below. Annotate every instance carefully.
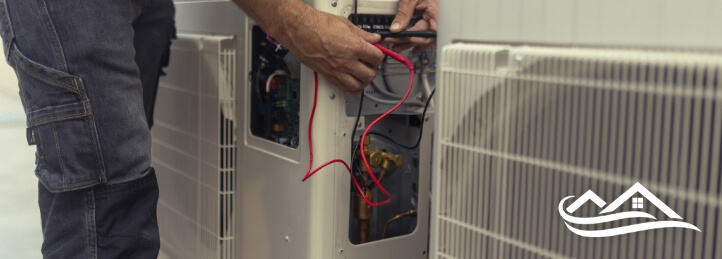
[153,2,247,258]
[154,0,435,258]
[432,1,722,258]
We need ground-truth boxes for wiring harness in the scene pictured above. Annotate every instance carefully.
[302,44,415,207]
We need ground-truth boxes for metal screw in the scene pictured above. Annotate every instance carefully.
[424,117,429,122]
[285,236,290,242]
[329,93,336,100]
[331,1,337,7]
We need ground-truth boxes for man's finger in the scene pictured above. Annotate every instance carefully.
[337,73,364,92]
[409,37,434,46]
[384,19,428,45]
[349,60,378,85]
[392,43,414,53]
[357,42,385,70]
[360,31,382,44]
[390,0,418,33]
[383,37,411,45]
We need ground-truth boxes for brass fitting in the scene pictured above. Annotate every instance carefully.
[356,136,383,168]
[368,150,384,167]
[380,152,403,169]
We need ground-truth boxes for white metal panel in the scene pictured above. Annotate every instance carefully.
[498,0,522,41]
[543,0,575,43]
[439,0,722,50]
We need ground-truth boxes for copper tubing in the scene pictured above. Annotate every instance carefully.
[355,191,374,243]
[359,221,369,243]
[381,208,418,239]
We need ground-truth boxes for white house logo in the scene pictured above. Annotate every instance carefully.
[559,182,700,237]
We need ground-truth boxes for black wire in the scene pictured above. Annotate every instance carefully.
[381,57,395,92]
[350,92,365,191]
[367,88,435,150]
[353,0,359,24]
[377,30,437,39]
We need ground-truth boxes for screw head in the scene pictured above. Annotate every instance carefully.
[331,1,338,7]
[329,93,336,100]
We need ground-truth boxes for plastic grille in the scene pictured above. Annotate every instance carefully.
[433,43,722,259]
[152,34,236,259]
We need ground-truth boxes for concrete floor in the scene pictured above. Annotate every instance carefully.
[0,61,43,258]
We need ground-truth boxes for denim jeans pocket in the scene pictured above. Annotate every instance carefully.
[0,0,13,61]
[10,45,107,192]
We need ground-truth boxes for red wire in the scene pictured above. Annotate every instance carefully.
[302,44,415,207]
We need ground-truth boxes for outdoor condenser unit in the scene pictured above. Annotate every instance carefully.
[432,1,722,259]
[153,2,246,258]
[154,0,434,258]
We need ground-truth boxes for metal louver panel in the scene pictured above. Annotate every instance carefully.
[152,34,237,259]
[432,43,722,259]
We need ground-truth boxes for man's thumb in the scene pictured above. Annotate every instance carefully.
[391,0,416,33]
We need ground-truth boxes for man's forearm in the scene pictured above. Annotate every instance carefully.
[230,0,385,92]
[231,0,311,43]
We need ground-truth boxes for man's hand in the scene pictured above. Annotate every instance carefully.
[232,0,384,93]
[385,0,438,55]
[283,10,384,94]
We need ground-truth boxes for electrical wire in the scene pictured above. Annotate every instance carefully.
[381,57,395,92]
[303,44,414,207]
[266,35,280,47]
[421,70,434,108]
[421,51,436,73]
[363,87,424,106]
[377,30,437,39]
[350,92,365,189]
[370,80,403,99]
[265,70,286,93]
[353,0,359,24]
[367,88,435,150]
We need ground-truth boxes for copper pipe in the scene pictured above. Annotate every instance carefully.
[381,208,418,239]
[359,221,369,243]
[355,191,374,243]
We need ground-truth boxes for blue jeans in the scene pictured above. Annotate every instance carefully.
[0,0,174,257]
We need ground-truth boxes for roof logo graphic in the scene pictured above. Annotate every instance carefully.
[559,182,700,237]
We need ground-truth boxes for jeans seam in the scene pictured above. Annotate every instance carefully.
[30,112,90,127]
[85,189,98,259]
[15,58,83,95]
[0,0,14,61]
[50,121,69,191]
[85,115,105,182]
[38,0,68,73]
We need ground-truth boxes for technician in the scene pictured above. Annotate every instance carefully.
[0,0,436,257]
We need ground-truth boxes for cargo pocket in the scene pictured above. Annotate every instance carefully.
[10,44,107,192]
